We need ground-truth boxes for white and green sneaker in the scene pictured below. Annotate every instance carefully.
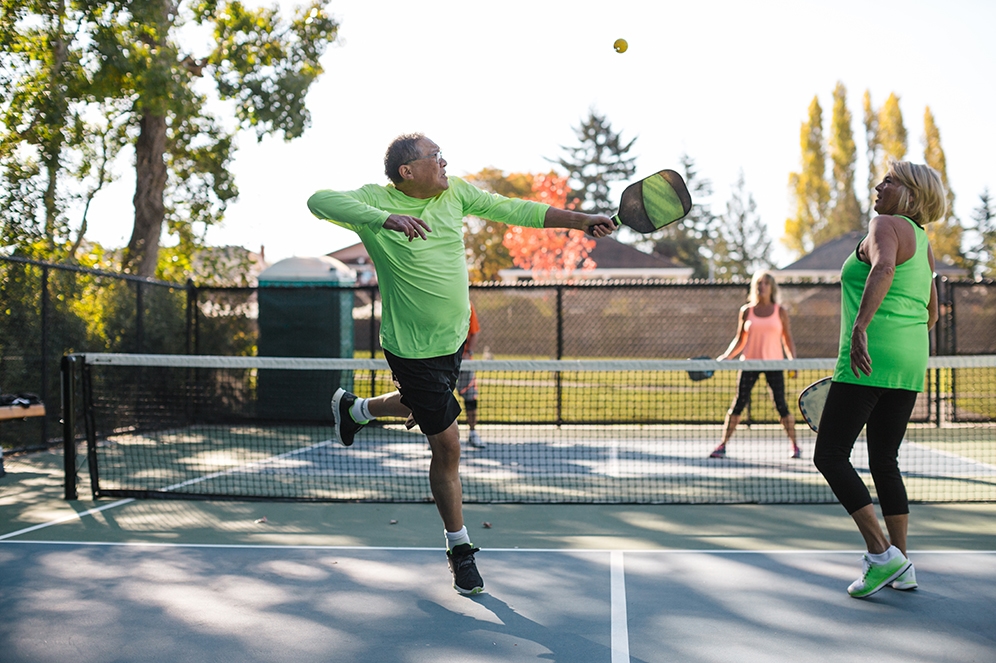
[891,562,918,591]
[847,547,911,598]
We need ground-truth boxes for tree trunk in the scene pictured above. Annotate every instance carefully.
[126,113,168,277]
[43,7,69,251]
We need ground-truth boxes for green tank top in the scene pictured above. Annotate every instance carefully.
[833,216,932,391]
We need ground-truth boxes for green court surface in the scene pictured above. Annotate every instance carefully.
[2,451,995,663]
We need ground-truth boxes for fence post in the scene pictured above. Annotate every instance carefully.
[368,286,378,396]
[135,281,144,353]
[555,286,563,424]
[185,279,195,355]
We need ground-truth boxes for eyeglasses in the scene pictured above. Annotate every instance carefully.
[405,151,444,165]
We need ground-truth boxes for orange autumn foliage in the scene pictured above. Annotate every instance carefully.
[502,172,596,278]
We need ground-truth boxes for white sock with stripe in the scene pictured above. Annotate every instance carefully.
[445,526,471,550]
[350,398,374,423]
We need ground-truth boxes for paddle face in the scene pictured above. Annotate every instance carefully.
[687,356,714,382]
[798,376,832,432]
[614,169,692,233]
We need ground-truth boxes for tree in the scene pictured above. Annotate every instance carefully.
[785,96,830,255]
[1,1,340,276]
[827,82,863,236]
[549,108,637,215]
[968,188,995,279]
[922,106,965,269]
[501,172,597,279]
[712,170,773,280]
[648,154,718,279]
[877,92,907,165]
[862,90,880,222]
[0,1,126,259]
[463,168,535,281]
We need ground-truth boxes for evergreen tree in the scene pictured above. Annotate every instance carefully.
[827,82,863,237]
[862,90,880,222]
[968,188,995,279]
[922,107,966,269]
[713,170,773,280]
[649,154,717,279]
[785,96,830,255]
[550,108,637,216]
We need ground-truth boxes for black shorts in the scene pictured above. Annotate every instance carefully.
[383,345,465,436]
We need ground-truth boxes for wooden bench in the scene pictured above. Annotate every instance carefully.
[0,403,46,421]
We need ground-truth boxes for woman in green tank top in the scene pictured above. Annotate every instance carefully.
[813,161,946,598]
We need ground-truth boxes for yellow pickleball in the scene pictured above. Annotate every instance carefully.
[613,38,628,53]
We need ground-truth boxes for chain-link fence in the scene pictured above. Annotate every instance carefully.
[0,256,188,450]
[2,254,993,451]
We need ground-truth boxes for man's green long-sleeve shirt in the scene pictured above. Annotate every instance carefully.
[308,177,548,358]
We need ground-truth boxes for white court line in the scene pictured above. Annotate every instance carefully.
[0,499,134,541]
[1,539,994,555]
[610,550,630,663]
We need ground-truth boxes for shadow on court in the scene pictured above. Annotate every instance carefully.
[2,451,995,662]
[0,543,994,663]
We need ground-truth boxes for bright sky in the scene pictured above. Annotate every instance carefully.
[83,0,996,268]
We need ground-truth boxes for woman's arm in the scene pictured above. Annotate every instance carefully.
[779,307,797,360]
[850,215,907,377]
[717,306,750,360]
[926,244,939,330]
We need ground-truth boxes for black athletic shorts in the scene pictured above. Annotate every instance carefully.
[383,344,465,436]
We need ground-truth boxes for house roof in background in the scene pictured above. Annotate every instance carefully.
[778,230,967,278]
[587,237,686,269]
[328,243,373,265]
[329,236,688,271]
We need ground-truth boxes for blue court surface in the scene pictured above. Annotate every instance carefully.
[2,452,995,662]
[0,542,994,662]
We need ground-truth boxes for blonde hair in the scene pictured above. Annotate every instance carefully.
[748,270,778,305]
[887,161,947,224]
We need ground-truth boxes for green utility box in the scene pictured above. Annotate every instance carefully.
[257,257,355,421]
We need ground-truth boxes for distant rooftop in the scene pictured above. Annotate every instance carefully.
[330,236,693,284]
[777,231,966,280]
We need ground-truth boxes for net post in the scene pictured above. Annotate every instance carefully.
[135,281,144,353]
[61,354,78,500]
[41,265,49,446]
[82,359,100,498]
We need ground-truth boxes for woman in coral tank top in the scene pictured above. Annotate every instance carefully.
[710,270,800,459]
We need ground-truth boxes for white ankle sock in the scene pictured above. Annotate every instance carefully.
[868,546,900,564]
[445,526,471,550]
[350,398,373,423]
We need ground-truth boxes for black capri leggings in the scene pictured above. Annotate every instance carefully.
[730,370,790,417]
[813,380,919,517]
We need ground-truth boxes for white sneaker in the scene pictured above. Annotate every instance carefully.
[847,547,910,598]
[467,430,485,448]
[891,562,918,590]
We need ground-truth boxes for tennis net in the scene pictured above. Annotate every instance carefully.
[62,353,996,504]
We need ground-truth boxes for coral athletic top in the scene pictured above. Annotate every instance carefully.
[741,305,786,360]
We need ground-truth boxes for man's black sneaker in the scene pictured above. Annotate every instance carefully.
[447,544,485,595]
[332,388,367,447]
